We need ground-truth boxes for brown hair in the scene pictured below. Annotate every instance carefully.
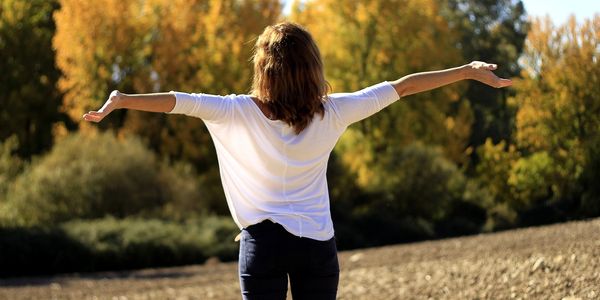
[251,22,328,134]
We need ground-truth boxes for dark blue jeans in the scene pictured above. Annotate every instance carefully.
[238,220,339,300]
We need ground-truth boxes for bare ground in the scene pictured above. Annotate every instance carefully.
[1,218,599,300]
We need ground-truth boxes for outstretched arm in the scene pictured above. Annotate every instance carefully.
[82,91,175,123]
[391,61,512,98]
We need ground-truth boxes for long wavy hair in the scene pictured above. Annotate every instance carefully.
[251,22,328,134]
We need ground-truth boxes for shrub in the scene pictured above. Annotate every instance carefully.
[3,132,205,226]
[0,136,24,200]
[331,142,472,248]
[435,200,487,237]
[183,216,240,261]
[508,151,554,210]
[373,142,467,221]
[579,137,600,217]
[0,136,26,226]
[0,216,239,277]
[483,203,518,232]
[0,226,90,277]
[61,217,205,270]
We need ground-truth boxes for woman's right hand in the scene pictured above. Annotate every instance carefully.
[82,90,123,123]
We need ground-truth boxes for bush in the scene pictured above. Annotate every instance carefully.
[2,132,205,226]
[0,136,24,200]
[483,203,518,232]
[0,226,90,277]
[435,200,487,237]
[579,136,600,217]
[508,151,554,210]
[340,213,436,249]
[182,216,240,261]
[373,142,467,221]
[0,216,239,277]
[331,142,473,248]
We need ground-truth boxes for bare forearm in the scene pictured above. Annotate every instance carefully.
[83,91,176,123]
[391,65,467,97]
[118,92,176,113]
[391,61,512,98]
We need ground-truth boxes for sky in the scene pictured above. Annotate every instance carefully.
[283,1,599,24]
[523,0,598,24]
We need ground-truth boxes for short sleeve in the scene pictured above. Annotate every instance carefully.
[327,82,400,127]
[166,91,232,122]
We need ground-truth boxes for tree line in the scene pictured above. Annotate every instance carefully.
[0,0,598,271]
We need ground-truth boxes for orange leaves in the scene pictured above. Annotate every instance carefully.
[54,0,282,125]
[289,0,472,192]
[515,98,551,151]
[53,0,281,167]
[54,0,144,122]
[292,0,460,92]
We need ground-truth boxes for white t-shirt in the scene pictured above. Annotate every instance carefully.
[168,82,400,240]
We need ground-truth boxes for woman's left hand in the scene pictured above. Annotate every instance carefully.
[465,61,513,88]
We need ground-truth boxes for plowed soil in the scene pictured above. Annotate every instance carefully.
[1,218,599,299]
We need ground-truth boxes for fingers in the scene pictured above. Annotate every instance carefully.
[82,114,99,122]
[487,76,512,88]
[82,91,120,123]
[470,61,512,88]
[497,78,513,88]
[82,111,104,122]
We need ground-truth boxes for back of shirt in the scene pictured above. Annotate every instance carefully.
[168,82,399,240]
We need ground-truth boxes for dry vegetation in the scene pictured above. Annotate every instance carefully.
[1,218,599,300]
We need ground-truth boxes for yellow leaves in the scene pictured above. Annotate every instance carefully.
[445,117,456,131]
[54,0,280,120]
[1,0,29,24]
[336,129,377,189]
[475,138,520,207]
[303,0,475,188]
[54,0,142,121]
[293,0,461,91]
[292,0,466,158]
[53,0,281,167]
[515,15,600,154]
[515,95,551,151]
[54,0,281,124]
[443,100,474,165]
[509,15,600,202]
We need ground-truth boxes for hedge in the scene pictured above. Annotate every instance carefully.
[0,216,239,277]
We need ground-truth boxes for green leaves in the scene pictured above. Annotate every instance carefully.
[1,132,205,226]
[0,0,66,158]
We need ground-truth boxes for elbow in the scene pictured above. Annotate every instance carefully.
[391,79,411,98]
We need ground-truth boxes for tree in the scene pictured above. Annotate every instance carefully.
[290,0,473,182]
[0,0,68,158]
[54,0,282,214]
[443,0,529,153]
[475,15,600,228]
[514,15,600,203]
[473,138,519,229]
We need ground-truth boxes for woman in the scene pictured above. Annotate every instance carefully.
[83,22,511,300]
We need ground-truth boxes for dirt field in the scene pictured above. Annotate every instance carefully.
[1,218,599,300]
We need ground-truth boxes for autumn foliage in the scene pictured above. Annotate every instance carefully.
[0,0,599,275]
